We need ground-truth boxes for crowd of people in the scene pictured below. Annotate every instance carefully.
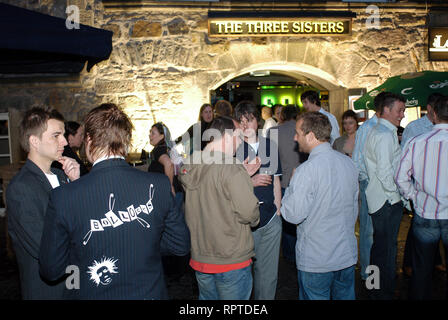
[5,89,448,300]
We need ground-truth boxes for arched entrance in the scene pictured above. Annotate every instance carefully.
[209,62,348,128]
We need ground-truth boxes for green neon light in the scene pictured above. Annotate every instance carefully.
[261,95,276,106]
[280,95,294,105]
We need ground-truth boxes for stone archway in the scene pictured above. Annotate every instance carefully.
[208,62,348,129]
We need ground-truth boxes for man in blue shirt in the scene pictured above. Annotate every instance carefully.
[281,112,359,300]
[401,93,443,148]
[235,101,282,300]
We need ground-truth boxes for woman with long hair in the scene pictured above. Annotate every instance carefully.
[175,103,214,155]
[149,121,188,280]
[149,122,183,195]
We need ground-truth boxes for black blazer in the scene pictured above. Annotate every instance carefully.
[39,158,190,299]
[6,159,68,300]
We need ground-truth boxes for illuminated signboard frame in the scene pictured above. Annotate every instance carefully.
[429,27,448,61]
[207,11,355,38]
[208,17,352,37]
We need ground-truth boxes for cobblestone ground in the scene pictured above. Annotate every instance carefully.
[0,213,446,300]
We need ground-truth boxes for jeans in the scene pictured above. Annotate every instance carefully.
[162,191,189,277]
[410,214,448,300]
[369,201,403,300]
[402,212,443,270]
[252,214,282,300]
[195,265,253,300]
[359,179,373,280]
[297,265,356,300]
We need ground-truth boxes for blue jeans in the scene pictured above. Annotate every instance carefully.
[369,201,403,300]
[410,214,448,300]
[252,214,282,300]
[359,179,373,280]
[195,265,253,300]
[297,265,355,300]
[402,210,443,270]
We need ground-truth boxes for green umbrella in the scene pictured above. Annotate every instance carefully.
[353,71,448,110]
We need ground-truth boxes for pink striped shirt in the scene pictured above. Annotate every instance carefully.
[395,124,448,219]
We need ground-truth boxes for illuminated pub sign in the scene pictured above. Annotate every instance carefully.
[429,27,448,61]
[208,11,354,37]
[209,18,351,36]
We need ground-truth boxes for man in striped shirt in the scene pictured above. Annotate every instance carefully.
[399,93,445,278]
[395,95,448,300]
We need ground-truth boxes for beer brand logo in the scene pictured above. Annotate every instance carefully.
[401,87,413,95]
[369,90,380,97]
[405,99,419,107]
[429,80,448,89]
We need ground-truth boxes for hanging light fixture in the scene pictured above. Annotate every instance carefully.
[250,70,270,77]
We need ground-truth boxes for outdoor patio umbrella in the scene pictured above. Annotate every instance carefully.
[353,71,448,110]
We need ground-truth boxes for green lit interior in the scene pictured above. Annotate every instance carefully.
[260,86,320,107]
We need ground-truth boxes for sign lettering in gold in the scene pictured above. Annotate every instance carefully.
[208,18,351,37]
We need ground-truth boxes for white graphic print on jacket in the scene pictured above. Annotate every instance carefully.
[82,184,155,245]
[87,257,118,286]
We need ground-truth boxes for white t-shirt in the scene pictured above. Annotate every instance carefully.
[262,117,277,137]
[93,155,125,166]
[45,173,60,189]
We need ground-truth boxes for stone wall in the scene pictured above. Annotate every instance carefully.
[1,0,448,158]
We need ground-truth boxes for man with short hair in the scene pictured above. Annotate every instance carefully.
[179,116,260,300]
[364,92,406,300]
[401,93,444,148]
[6,107,80,299]
[301,90,340,144]
[39,103,190,299]
[352,91,386,281]
[281,112,359,300]
[395,95,448,299]
[234,101,282,300]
